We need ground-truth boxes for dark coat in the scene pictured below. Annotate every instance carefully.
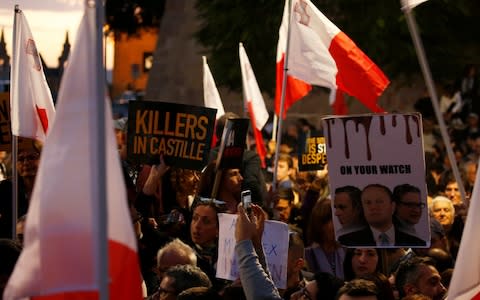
[338,226,426,247]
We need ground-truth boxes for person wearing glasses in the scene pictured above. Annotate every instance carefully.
[392,183,425,238]
[0,138,42,238]
[338,184,426,247]
[149,264,211,300]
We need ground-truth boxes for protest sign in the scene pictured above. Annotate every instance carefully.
[0,93,10,150]
[216,213,289,288]
[297,131,327,171]
[216,118,249,170]
[127,101,216,170]
[323,113,429,248]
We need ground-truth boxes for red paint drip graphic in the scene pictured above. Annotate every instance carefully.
[35,105,49,133]
[325,114,421,161]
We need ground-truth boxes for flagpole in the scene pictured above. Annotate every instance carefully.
[272,0,292,193]
[11,5,20,240]
[90,0,109,299]
[272,114,278,141]
[402,6,467,205]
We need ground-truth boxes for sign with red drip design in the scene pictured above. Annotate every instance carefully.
[323,113,430,248]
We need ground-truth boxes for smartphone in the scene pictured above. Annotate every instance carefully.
[241,190,252,214]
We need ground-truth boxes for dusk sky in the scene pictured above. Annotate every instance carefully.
[0,0,113,69]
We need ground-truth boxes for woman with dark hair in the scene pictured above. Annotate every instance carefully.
[343,248,384,281]
[304,197,345,278]
[188,199,227,291]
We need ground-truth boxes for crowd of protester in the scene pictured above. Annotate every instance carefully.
[1,64,479,299]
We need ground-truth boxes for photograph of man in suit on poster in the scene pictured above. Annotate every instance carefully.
[338,184,426,247]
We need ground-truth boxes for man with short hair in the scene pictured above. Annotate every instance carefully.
[393,183,424,236]
[156,238,197,281]
[275,187,295,223]
[334,185,365,236]
[395,257,447,300]
[282,230,307,299]
[338,184,426,247]
[336,278,378,300]
[148,264,211,300]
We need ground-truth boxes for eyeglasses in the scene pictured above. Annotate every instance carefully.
[398,200,425,209]
[18,153,40,162]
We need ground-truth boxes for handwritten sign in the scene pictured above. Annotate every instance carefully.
[323,113,430,247]
[298,131,327,171]
[216,213,289,289]
[127,101,216,170]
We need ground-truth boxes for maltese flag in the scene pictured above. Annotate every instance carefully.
[448,159,480,300]
[239,43,268,168]
[203,56,225,120]
[4,5,143,300]
[275,0,389,117]
[10,8,55,142]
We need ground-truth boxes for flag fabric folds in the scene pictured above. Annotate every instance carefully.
[10,8,55,142]
[448,160,480,300]
[239,43,269,168]
[275,0,312,118]
[275,0,390,116]
[331,89,348,115]
[203,56,225,120]
[4,6,142,300]
[401,0,429,10]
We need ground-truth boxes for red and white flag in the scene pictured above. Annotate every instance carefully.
[276,0,390,116]
[10,8,55,142]
[448,160,480,300]
[4,6,142,300]
[239,43,268,168]
[401,0,429,10]
[203,56,225,120]
[275,0,311,118]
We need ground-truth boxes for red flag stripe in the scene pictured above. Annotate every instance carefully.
[247,101,267,168]
[329,32,388,113]
[274,54,312,118]
[35,105,49,133]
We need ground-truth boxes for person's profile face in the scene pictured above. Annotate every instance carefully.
[334,192,356,226]
[361,186,395,229]
[396,191,423,225]
[276,160,291,182]
[275,199,292,223]
[415,265,446,300]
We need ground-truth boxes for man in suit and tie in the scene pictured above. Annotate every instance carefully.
[338,184,426,247]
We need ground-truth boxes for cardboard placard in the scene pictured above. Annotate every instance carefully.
[323,113,429,248]
[216,118,249,170]
[127,101,216,170]
[297,131,327,171]
[216,213,289,288]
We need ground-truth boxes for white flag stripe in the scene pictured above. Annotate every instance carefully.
[401,0,429,10]
[447,157,480,300]
[239,43,268,130]
[203,56,225,119]
[10,9,55,141]
[4,6,141,299]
